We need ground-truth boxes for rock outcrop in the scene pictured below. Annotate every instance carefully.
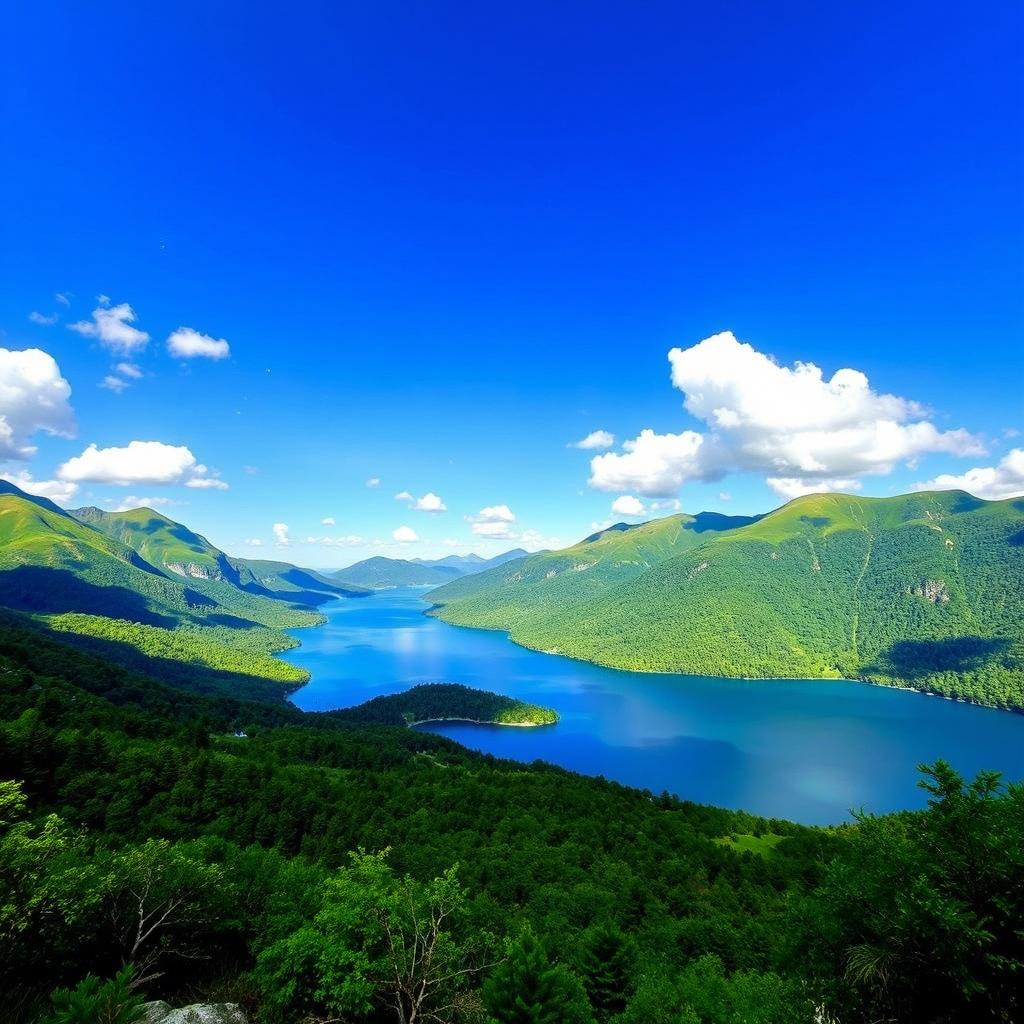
[142,1002,247,1024]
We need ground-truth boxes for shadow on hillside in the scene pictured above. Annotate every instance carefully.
[688,511,761,533]
[20,612,295,704]
[0,566,178,628]
[871,636,1011,679]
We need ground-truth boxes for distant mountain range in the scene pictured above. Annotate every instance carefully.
[428,491,1024,710]
[331,549,527,589]
[0,479,366,699]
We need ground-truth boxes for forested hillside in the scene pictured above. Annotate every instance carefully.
[429,492,1024,709]
[0,481,355,698]
[1,610,1020,1024]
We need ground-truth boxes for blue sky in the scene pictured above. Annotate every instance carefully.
[1,1,1021,566]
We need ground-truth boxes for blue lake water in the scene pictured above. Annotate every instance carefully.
[285,589,1024,824]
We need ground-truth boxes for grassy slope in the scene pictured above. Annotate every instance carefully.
[0,488,331,693]
[429,492,1024,708]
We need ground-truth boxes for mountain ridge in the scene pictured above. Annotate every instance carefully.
[428,490,1024,710]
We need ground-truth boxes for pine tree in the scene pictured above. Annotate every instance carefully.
[485,924,594,1024]
[579,922,634,1020]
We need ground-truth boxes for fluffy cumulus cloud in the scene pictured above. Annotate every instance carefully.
[68,302,149,354]
[116,362,143,379]
[167,327,230,360]
[245,538,263,546]
[0,347,76,459]
[590,331,984,498]
[273,523,290,546]
[571,429,615,450]
[393,525,419,543]
[590,430,704,496]
[366,477,380,488]
[0,469,79,506]
[396,490,447,512]
[57,440,227,489]
[912,448,1024,500]
[466,504,516,538]
[611,495,647,516]
[321,516,335,526]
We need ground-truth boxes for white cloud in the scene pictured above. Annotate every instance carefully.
[611,495,646,516]
[305,534,364,547]
[68,303,149,354]
[0,347,76,460]
[57,440,225,489]
[466,504,516,538]
[718,491,732,502]
[273,523,291,546]
[589,429,705,496]
[651,498,682,512]
[590,331,984,498]
[184,472,229,490]
[571,429,615,450]
[393,525,419,543]
[519,528,562,551]
[244,538,263,546]
[396,490,448,512]
[112,495,173,512]
[55,293,71,307]
[415,492,447,512]
[366,477,380,488]
[1,469,79,506]
[116,362,143,379]
[167,327,230,360]
[29,311,58,326]
[912,448,1024,501]
[766,476,863,500]
[100,375,129,393]
[321,516,336,526]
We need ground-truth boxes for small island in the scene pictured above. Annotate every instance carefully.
[331,682,559,728]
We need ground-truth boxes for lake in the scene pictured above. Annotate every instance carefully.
[285,589,1024,824]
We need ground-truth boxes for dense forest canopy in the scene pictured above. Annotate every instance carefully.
[1,611,1022,1023]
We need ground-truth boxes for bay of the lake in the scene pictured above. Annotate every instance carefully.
[284,589,1024,824]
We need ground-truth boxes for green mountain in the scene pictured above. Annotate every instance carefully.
[332,549,530,589]
[72,506,367,604]
[428,491,1024,709]
[0,481,361,697]
[333,556,464,588]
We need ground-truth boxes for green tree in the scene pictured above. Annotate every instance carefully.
[256,850,492,1023]
[102,839,229,985]
[799,761,1024,1023]
[46,966,144,1024]
[0,780,104,982]
[578,923,633,1020]
[484,924,594,1024]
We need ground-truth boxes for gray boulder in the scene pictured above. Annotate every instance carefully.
[140,1003,247,1024]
